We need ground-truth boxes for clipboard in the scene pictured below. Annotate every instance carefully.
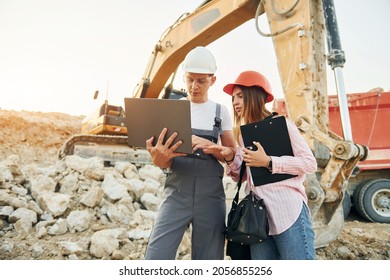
[240,114,297,186]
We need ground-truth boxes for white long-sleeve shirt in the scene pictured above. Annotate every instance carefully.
[226,119,317,235]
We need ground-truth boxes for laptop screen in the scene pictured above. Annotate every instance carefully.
[124,98,193,154]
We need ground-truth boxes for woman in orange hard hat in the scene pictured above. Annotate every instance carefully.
[206,70,317,260]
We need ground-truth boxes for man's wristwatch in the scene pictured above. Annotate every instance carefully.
[267,157,273,171]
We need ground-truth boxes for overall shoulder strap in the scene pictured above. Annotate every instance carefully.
[213,103,222,137]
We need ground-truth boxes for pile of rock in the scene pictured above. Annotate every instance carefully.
[0,155,192,260]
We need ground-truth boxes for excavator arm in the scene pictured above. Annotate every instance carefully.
[132,0,260,98]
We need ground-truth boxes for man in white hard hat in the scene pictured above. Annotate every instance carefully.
[144,46,236,260]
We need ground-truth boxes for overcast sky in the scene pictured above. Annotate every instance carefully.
[0,0,389,116]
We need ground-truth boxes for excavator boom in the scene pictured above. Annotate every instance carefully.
[133,0,259,99]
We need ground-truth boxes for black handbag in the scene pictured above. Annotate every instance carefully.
[225,162,269,259]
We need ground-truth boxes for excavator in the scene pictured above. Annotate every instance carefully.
[58,0,369,248]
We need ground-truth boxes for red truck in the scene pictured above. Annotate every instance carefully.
[273,90,390,223]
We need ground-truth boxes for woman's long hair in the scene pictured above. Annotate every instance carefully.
[233,86,272,143]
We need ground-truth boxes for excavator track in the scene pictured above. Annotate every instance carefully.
[58,134,151,164]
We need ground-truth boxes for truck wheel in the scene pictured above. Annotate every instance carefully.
[353,179,390,223]
[352,181,365,217]
[342,190,351,219]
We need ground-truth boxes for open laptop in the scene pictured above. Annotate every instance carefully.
[124,98,193,154]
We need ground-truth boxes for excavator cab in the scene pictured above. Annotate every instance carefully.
[80,86,187,136]
[81,102,127,136]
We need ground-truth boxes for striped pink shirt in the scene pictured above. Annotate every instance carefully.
[226,119,317,235]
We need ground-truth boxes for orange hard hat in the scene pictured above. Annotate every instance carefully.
[223,70,274,103]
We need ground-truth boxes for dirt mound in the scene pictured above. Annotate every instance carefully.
[0,110,83,164]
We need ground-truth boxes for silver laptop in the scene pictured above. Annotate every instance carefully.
[124,98,192,154]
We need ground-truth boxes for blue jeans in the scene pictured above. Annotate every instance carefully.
[250,203,315,260]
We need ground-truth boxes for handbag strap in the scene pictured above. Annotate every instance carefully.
[232,161,247,208]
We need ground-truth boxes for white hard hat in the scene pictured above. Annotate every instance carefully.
[182,46,217,74]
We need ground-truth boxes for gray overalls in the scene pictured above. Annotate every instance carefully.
[145,104,226,260]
